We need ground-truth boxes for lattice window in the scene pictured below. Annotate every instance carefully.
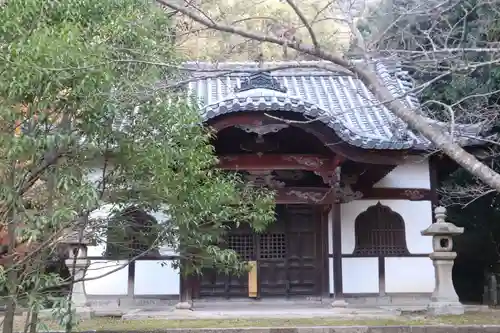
[105,206,160,259]
[227,234,254,261]
[259,233,286,259]
[353,202,409,256]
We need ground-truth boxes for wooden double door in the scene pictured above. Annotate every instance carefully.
[198,204,324,298]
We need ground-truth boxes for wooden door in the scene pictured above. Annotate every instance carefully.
[258,207,287,296]
[198,227,253,298]
[198,204,322,298]
[259,204,321,296]
[284,204,322,296]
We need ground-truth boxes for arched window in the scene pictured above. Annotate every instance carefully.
[353,202,409,256]
[105,206,160,259]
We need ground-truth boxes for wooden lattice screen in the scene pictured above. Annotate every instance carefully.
[259,233,286,259]
[227,234,255,261]
[353,202,409,256]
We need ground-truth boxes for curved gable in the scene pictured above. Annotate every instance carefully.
[192,71,414,150]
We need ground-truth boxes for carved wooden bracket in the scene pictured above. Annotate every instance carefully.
[244,171,285,188]
[314,171,337,186]
[314,166,363,203]
[284,189,326,204]
[403,189,426,200]
[236,123,289,137]
[332,185,364,203]
[283,155,329,169]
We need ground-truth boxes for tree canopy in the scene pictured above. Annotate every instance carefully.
[0,0,275,331]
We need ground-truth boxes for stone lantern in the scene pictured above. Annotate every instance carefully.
[61,230,91,311]
[421,206,464,315]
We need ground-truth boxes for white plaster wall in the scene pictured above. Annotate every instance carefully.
[84,169,179,258]
[83,168,180,296]
[134,261,180,295]
[373,156,430,189]
[85,168,105,187]
[342,257,379,294]
[84,260,129,295]
[329,257,334,294]
[328,209,335,294]
[87,204,115,257]
[385,257,435,293]
[84,205,180,296]
[340,200,433,255]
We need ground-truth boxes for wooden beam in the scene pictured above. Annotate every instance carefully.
[276,187,331,204]
[218,154,341,172]
[362,187,432,201]
[274,187,433,204]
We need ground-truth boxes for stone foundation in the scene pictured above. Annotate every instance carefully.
[86,294,433,309]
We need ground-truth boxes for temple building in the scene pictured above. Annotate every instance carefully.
[80,60,487,307]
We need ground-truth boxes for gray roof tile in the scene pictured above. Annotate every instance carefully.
[183,60,490,150]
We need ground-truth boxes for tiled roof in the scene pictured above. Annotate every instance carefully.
[183,60,489,150]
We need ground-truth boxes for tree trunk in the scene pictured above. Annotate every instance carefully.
[3,167,17,333]
[355,67,500,192]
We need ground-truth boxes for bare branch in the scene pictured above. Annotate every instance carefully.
[284,0,320,50]
[159,0,500,193]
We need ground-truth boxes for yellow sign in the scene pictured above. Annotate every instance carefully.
[14,120,21,136]
[248,261,258,298]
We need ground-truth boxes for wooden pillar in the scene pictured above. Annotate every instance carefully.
[176,256,193,309]
[378,256,386,296]
[331,202,347,307]
[127,261,135,297]
[320,206,330,297]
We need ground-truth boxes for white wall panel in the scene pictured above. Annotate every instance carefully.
[342,257,379,294]
[84,260,129,295]
[385,257,435,293]
[134,260,180,295]
[373,157,430,189]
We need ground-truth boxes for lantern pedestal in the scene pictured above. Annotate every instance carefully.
[421,207,464,316]
[427,252,464,315]
[63,239,92,318]
[65,258,90,308]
